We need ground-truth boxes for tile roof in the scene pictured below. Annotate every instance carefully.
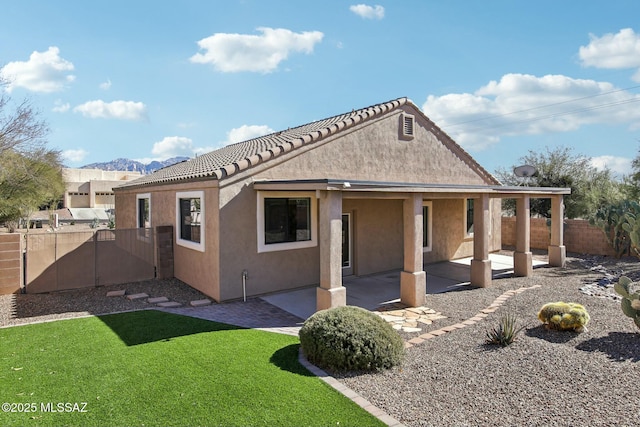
[118,97,498,189]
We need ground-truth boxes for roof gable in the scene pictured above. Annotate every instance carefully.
[118,97,498,189]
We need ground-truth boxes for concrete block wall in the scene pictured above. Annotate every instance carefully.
[0,234,22,294]
[156,225,174,279]
[501,217,617,257]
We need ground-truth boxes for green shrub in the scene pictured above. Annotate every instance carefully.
[537,302,590,332]
[486,313,524,347]
[614,276,640,330]
[299,306,404,373]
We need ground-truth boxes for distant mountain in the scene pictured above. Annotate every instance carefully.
[81,156,190,174]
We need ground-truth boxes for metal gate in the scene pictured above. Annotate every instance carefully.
[25,228,155,293]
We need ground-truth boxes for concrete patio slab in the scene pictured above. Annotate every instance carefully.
[261,253,548,320]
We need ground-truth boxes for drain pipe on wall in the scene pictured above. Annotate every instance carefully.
[242,270,248,302]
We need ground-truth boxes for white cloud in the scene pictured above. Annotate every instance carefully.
[99,79,112,90]
[0,46,75,93]
[151,136,195,158]
[579,28,640,70]
[422,73,640,151]
[52,99,70,113]
[590,155,633,176]
[73,100,148,121]
[149,136,214,159]
[62,149,88,163]
[350,4,385,20]
[223,124,274,145]
[190,27,324,73]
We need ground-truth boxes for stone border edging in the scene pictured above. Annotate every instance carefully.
[297,349,406,427]
[405,284,542,348]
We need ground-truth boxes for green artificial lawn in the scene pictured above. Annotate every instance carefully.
[0,310,385,427]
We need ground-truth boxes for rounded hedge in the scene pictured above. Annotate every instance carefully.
[299,305,404,373]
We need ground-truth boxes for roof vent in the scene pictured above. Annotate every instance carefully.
[400,113,415,140]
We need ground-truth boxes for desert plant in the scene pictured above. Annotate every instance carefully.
[614,276,640,330]
[485,312,525,347]
[590,200,637,258]
[299,305,404,373]
[537,302,590,332]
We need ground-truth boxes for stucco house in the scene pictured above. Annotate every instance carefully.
[114,97,569,312]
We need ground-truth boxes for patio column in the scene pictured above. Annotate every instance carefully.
[400,193,426,307]
[548,194,566,267]
[471,194,491,287]
[514,195,533,277]
[317,190,346,311]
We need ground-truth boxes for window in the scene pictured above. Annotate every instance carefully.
[136,193,150,228]
[257,191,317,253]
[176,191,204,251]
[466,198,474,236]
[422,201,432,252]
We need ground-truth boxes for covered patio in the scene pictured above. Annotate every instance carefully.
[255,179,570,317]
[261,252,549,319]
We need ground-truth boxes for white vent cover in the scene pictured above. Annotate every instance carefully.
[401,113,415,139]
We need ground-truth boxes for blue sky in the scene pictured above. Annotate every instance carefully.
[2,1,640,177]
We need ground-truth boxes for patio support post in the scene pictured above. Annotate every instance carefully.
[514,195,533,277]
[471,194,491,287]
[317,190,347,311]
[548,195,566,267]
[400,193,426,307]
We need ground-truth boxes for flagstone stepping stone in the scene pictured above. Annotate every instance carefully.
[402,327,422,333]
[106,290,126,297]
[126,293,149,300]
[190,299,212,307]
[148,296,169,304]
[379,314,405,322]
[157,301,182,308]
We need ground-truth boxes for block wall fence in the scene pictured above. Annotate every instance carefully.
[501,217,617,257]
[0,233,21,294]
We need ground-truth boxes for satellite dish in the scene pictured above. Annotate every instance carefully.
[514,165,537,178]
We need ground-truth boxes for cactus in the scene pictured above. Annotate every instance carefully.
[621,209,640,259]
[614,276,640,330]
[537,302,590,332]
[590,200,638,258]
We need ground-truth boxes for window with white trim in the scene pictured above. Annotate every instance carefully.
[422,201,432,252]
[176,191,204,251]
[257,191,317,253]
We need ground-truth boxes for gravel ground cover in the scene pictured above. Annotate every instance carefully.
[0,278,208,328]
[338,255,640,427]
[2,253,639,426]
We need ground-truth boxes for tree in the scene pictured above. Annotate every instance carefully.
[495,146,623,219]
[622,142,640,200]
[0,77,65,228]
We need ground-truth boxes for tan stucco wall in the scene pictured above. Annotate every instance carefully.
[342,199,403,276]
[251,106,491,186]
[218,182,320,301]
[115,180,221,300]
